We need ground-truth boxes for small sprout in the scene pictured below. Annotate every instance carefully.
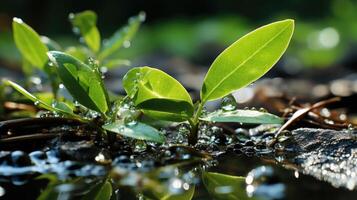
[7,11,294,146]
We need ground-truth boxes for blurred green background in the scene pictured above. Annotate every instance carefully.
[1,0,357,75]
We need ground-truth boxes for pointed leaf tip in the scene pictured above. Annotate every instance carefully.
[201,19,294,102]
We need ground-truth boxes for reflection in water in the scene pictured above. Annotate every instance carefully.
[245,166,285,200]
[0,186,5,197]
[2,150,357,199]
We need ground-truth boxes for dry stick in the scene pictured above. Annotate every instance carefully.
[4,101,37,112]
[307,112,348,129]
[277,97,341,134]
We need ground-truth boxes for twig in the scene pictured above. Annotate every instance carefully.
[0,133,61,143]
[277,97,341,134]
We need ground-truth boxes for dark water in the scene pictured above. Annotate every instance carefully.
[1,149,357,200]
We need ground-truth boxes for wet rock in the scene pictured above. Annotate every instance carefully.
[291,128,357,190]
[59,141,104,162]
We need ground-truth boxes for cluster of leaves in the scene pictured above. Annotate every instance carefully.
[11,10,143,96]
[3,10,294,144]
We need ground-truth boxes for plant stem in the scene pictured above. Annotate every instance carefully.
[188,102,204,145]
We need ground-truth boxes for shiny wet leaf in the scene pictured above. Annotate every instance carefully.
[70,10,101,53]
[12,18,49,68]
[200,109,283,124]
[98,12,145,60]
[47,51,109,115]
[102,121,165,143]
[201,19,294,103]
[123,67,194,122]
[202,172,251,200]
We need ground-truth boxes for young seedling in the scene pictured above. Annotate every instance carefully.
[4,15,294,146]
[11,10,144,98]
[6,11,165,143]
[122,19,294,144]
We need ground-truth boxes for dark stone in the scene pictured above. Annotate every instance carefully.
[59,141,103,162]
[290,128,357,190]
[244,140,255,146]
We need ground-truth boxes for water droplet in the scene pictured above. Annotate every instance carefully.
[235,128,248,135]
[34,101,40,106]
[13,17,23,24]
[123,40,131,48]
[348,124,355,130]
[245,166,285,199]
[125,117,137,126]
[134,140,147,152]
[169,178,185,193]
[100,66,108,74]
[138,12,146,22]
[118,125,125,133]
[72,27,80,35]
[274,143,285,151]
[324,119,334,125]
[51,100,57,108]
[259,108,268,113]
[0,186,5,197]
[178,123,190,136]
[339,113,347,121]
[320,108,331,117]
[182,182,190,190]
[68,13,75,20]
[221,95,237,111]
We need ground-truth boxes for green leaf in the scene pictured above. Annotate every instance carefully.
[201,19,294,103]
[102,121,165,143]
[21,58,33,77]
[70,10,101,53]
[47,51,109,115]
[12,18,49,68]
[146,186,195,200]
[123,67,194,122]
[43,63,61,97]
[202,172,251,200]
[200,109,283,124]
[82,180,112,200]
[98,12,145,60]
[3,79,74,116]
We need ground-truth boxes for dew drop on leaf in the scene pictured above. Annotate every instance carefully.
[123,40,131,48]
[259,107,268,113]
[221,95,237,111]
